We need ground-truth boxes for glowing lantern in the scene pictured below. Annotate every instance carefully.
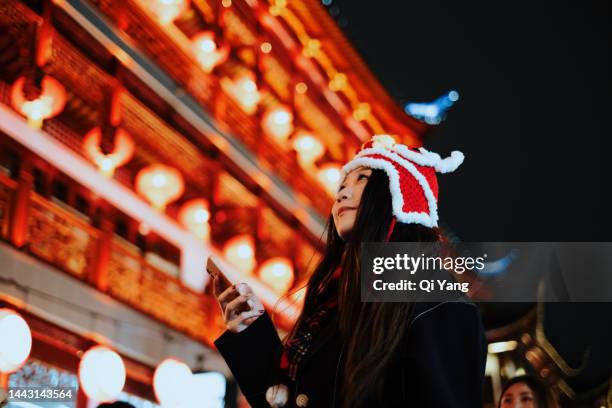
[191,372,226,407]
[145,0,190,25]
[10,75,67,129]
[178,198,210,241]
[258,257,294,295]
[191,31,229,73]
[317,163,342,196]
[262,105,294,141]
[292,132,324,166]
[82,127,135,177]
[222,72,260,115]
[260,42,272,54]
[153,358,193,407]
[0,309,32,373]
[136,164,184,211]
[223,234,255,275]
[79,346,126,402]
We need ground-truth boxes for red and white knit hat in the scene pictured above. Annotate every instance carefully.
[340,134,465,228]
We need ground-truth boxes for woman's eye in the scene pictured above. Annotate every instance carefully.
[358,174,369,181]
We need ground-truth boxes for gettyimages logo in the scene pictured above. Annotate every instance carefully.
[371,253,487,275]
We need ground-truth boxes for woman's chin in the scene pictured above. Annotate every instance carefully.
[337,227,354,242]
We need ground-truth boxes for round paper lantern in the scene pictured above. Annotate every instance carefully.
[0,309,32,373]
[191,31,229,73]
[82,127,135,177]
[146,0,190,25]
[190,371,226,407]
[292,132,324,166]
[223,234,255,275]
[262,105,294,141]
[316,163,342,196]
[178,198,210,240]
[223,72,260,115]
[258,257,294,295]
[153,358,193,407]
[11,75,67,129]
[78,346,126,402]
[136,164,184,211]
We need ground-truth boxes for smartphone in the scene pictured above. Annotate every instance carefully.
[206,256,233,294]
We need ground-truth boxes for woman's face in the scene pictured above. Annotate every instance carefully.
[500,382,539,408]
[332,166,372,240]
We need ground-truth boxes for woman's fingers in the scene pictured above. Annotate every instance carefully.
[217,284,238,306]
[227,309,264,333]
[215,281,266,332]
[223,294,251,322]
[235,282,265,310]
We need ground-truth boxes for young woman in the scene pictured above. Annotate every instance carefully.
[498,375,554,408]
[213,135,487,407]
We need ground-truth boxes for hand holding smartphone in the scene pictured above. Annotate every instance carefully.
[206,256,233,297]
[206,256,266,333]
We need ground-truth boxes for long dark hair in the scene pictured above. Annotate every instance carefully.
[498,375,553,408]
[279,168,442,407]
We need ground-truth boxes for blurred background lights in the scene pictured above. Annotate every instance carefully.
[404,90,460,125]
[135,164,185,211]
[82,127,135,178]
[260,42,272,54]
[223,234,256,275]
[191,371,226,408]
[258,257,294,295]
[153,358,193,407]
[222,72,260,115]
[191,31,229,73]
[262,105,294,141]
[178,199,211,241]
[295,82,308,94]
[0,309,32,373]
[79,346,126,402]
[11,75,67,129]
[488,340,518,354]
[145,0,190,25]
[292,132,324,166]
[317,163,341,196]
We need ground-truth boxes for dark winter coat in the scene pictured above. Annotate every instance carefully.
[214,300,487,408]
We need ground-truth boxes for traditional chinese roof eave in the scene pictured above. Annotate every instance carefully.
[292,0,431,143]
[6,0,327,245]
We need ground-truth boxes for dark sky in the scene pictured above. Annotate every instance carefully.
[329,0,610,241]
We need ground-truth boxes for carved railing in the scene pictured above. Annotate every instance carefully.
[28,194,99,279]
[108,238,218,342]
[0,174,224,345]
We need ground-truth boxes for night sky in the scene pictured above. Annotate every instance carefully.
[329,0,609,241]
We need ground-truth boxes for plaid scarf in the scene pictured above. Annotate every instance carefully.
[280,266,341,382]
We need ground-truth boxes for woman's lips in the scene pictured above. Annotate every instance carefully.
[338,207,356,217]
